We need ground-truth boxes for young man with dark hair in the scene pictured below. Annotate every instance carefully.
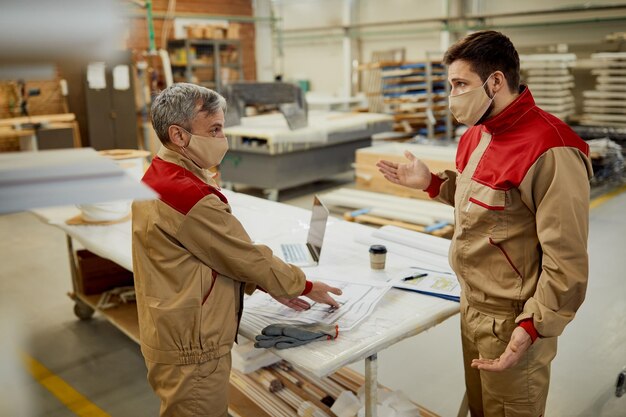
[377,31,593,416]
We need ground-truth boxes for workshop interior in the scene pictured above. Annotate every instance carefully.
[1,1,625,416]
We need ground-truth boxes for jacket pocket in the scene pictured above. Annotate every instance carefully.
[144,295,201,352]
[491,316,518,345]
[463,181,507,239]
[199,272,238,351]
[489,238,522,278]
[201,267,217,306]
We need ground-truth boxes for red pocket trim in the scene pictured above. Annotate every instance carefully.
[469,196,505,211]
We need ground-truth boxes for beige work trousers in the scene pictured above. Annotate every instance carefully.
[146,352,231,417]
[461,299,557,417]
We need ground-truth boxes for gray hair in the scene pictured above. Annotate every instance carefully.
[150,83,227,144]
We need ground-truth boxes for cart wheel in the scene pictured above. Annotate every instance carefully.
[74,301,95,320]
[616,368,626,398]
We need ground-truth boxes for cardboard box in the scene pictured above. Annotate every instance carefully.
[202,25,226,39]
[227,23,241,40]
[76,250,134,295]
[185,25,204,39]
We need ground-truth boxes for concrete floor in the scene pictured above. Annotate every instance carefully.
[0,177,624,417]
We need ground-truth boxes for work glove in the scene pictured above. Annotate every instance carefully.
[254,323,339,350]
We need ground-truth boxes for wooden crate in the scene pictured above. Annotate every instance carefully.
[0,77,66,119]
[76,250,134,295]
[0,135,20,152]
[227,23,241,40]
[355,143,456,200]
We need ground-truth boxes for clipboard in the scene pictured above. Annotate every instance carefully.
[392,268,461,303]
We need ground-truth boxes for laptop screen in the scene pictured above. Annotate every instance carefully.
[306,196,329,257]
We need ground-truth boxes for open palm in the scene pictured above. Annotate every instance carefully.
[376,150,431,190]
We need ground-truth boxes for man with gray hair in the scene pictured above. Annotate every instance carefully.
[132,83,342,417]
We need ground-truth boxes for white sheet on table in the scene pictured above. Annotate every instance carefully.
[244,279,390,332]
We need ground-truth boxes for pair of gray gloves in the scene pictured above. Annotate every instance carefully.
[254,323,339,349]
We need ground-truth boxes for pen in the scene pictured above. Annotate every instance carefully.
[402,272,428,281]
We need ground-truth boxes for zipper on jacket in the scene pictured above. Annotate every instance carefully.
[488,238,522,278]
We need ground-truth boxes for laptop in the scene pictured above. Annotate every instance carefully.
[280,195,329,267]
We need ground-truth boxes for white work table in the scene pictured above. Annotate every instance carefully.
[33,190,459,417]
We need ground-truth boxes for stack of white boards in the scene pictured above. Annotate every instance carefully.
[581,52,626,127]
[321,187,455,226]
[520,53,576,121]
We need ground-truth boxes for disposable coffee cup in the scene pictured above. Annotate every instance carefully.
[369,244,387,270]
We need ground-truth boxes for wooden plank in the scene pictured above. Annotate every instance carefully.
[0,113,76,127]
[268,367,334,415]
[344,211,453,238]
[229,383,274,417]
[77,293,140,343]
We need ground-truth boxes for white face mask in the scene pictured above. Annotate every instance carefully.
[179,127,228,170]
[448,74,496,126]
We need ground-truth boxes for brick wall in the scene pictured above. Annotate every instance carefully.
[126,0,256,81]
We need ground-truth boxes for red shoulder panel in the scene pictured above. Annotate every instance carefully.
[142,157,228,215]
[455,90,589,191]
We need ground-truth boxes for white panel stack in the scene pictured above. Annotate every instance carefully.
[520,53,576,121]
[581,52,626,127]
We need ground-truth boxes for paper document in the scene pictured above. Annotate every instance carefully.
[243,280,390,332]
[87,62,106,90]
[392,267,461,302]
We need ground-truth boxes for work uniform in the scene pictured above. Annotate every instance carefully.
[425,87,593,417]
[132,147,310,417]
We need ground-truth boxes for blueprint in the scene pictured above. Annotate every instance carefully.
[243,279,390,332]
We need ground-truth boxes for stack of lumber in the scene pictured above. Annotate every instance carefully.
[359,49,406,114]
[381,61,448,137]
[580,52,626,127]
[229,362,439,417]
[520,53,576,121]
[321,188,454,237]
[354,143,457,200]
[360,61,385,114]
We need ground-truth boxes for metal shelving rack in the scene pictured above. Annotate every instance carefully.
[379,60,450,139]
[167,38,244,91]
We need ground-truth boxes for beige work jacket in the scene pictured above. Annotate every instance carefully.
[428,88,593,338]
[132,147,306,365]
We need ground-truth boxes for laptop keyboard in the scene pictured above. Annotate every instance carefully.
[281,244,309,264]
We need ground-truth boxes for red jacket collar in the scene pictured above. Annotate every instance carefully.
[481,86,535,135]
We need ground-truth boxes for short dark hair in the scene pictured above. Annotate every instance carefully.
[443,30,520,93]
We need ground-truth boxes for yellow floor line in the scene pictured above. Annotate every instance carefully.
[21,352,111,417]
[590,183,626,210]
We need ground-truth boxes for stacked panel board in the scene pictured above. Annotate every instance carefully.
[520,53,576,121]
[581,52,626,127]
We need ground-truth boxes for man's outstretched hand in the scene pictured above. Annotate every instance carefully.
[471,327,532,372]
[305,281,343,308]
[271,295,311,311]
[376,150,431,190]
